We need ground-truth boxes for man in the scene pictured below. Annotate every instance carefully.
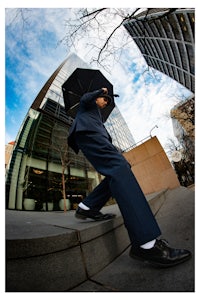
[68,87,191,267]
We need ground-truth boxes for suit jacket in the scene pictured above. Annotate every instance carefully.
[68,89,112,153]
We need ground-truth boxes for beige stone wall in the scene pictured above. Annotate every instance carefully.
[123,137,180,195]
[5,143,14,168]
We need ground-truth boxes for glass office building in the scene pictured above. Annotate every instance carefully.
[6,53,135,211]
[124,8,195,94]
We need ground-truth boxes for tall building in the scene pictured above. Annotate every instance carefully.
[6,53,135,211]
[171,96,194,142]
[171,96,194,163]
[124,8,195,93]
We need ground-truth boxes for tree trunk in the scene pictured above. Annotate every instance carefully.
[62,164,67,212]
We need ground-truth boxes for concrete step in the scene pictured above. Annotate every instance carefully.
[70,186,194,292]
[6,189,168,291]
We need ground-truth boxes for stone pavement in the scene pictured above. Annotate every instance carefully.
[6,186,194,292]
[70,186,195,292]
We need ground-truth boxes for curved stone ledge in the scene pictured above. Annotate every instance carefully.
[6,190,167,291]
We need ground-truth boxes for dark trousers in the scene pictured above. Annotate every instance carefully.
[75,131,161,246]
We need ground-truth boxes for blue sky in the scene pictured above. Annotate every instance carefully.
[3,2,195,156]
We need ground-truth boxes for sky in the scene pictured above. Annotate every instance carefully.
[3,1,196,158]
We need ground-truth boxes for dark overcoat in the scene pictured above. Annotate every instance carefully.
[68,89,112,154]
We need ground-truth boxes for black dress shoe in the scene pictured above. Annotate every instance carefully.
[129,239,192,267]
[75,207,116,221]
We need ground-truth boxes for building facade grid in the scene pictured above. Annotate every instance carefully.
[124,8,195,93]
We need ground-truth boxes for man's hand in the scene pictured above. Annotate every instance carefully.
[102,88,108,94]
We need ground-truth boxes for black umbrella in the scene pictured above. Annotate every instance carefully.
[62,68,117,121]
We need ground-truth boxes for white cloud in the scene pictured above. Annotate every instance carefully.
[104,45,193,150]
[5,7,193,153]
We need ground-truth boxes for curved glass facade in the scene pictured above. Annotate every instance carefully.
[105,107,136,152]
[6,53,135,211]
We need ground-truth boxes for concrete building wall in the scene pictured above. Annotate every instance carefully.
[5,142,14,168]
[123,137,180,194]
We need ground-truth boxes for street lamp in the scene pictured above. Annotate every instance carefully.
[150,125,158,137]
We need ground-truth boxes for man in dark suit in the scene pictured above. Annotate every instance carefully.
[68,87,191,267]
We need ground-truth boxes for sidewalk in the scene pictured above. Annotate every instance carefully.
[70,186,195,292]
[6,186,194,292]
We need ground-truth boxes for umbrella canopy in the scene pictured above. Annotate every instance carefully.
[62,68,116,121]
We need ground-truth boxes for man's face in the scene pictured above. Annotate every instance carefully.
[96,97,108,109]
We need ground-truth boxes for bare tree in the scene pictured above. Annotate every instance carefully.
[6,8,32,26]
[165,134,194,187]
[59,8,180,69]
[51,122,70,212]
[58,8,140,70]
[165,137,180,155]
[7,8,179,72]
[6,8,32,45]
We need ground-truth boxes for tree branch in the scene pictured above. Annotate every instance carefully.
[80,8,107,19]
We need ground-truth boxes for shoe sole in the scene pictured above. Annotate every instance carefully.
[75,213,102,221]
[75,212,116,221]
[130,252,192,268]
